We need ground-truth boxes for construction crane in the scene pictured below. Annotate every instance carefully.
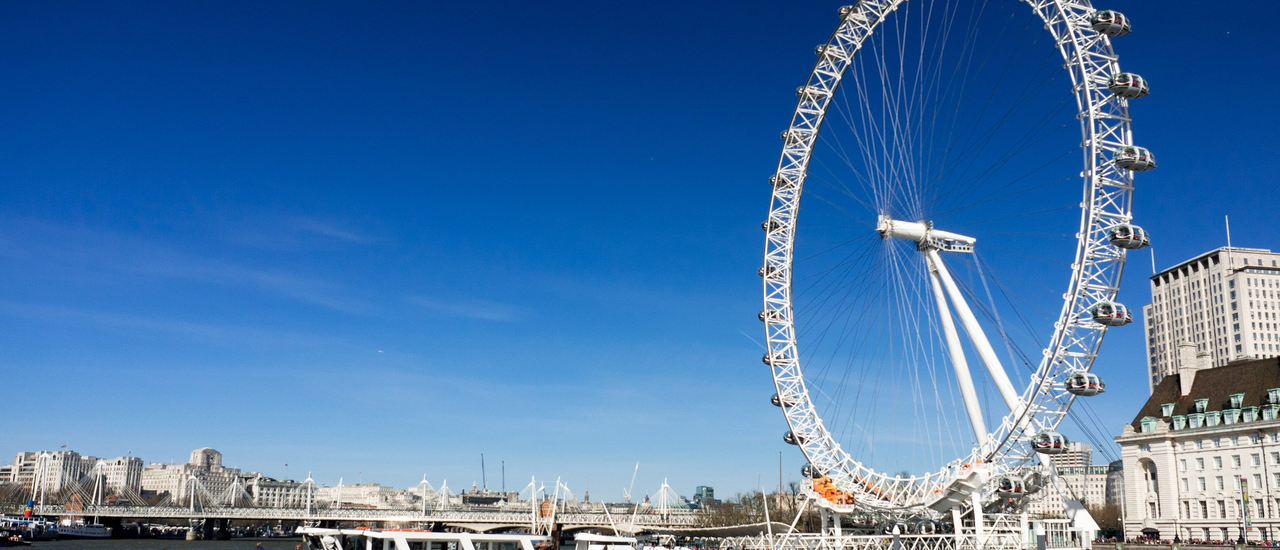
[621,463,639,503]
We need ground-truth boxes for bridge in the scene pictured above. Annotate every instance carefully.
[19,503,702,534]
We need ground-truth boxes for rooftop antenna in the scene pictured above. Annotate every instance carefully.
[481,454,487,491]
[1225,215,1236,274]
[1226,215,1233,251]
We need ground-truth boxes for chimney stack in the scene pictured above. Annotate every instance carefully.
[1177,341,1208,397]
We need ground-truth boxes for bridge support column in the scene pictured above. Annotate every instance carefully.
[216,518,231,540]
[202,519,215,540]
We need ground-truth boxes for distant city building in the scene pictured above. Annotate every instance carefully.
[99,456,143,492]
[1106,459,1125,509]
[7,451,97,495]
[1027,443,1112,517]
[1143,246,1280,393]
[692,485,717,508]
[245,474,305,508]
[1115,355,1280,542]
[140,447,242,501]
[316,483,404,508]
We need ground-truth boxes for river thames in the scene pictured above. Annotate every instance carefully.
[20,540,302,550]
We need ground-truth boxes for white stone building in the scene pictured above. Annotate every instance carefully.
[316,483,402,508]
[1115,355,1280,542]
[99,456,143,492]
[140,448,242,501]
[246,474,305,507]
[1144,246,1280,393]
[7,451,97,495]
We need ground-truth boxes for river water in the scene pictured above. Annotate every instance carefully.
[25,539,302,550]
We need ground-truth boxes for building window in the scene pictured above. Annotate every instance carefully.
[1163,403,1176,416]
[1234,455,1243,467]
[1197,458,1205,470]
[1220,500,1228,517]
[1217,476,1225,490]
[1254,453,1262,466]
[1201,501,1209,518]
[1141,416,1159,433]
[1174,415,1187,430]
[1200,477,1207,490]
[1181,478,1189,492]
[1232,393,1246,408]
[1215,456,1224,469]
[1180,458,1188,471]
[1196,399,1210,413]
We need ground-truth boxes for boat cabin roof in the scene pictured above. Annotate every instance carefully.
[299,527,549,550]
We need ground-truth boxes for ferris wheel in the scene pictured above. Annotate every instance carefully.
[760,0,1154,514]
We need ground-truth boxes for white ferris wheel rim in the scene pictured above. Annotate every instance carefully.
[762,0,1139,512]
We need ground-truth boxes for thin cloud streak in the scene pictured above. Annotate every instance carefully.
[289,217,366,244]
[0,301,340,347]
[407,296,526,322]
[2,219,371,314]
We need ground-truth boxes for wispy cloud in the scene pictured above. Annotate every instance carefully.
[287,216,366,244]
[1,218,370,314]
[0,301,338,346]
[221,213,369,249]
[407,296,526,322]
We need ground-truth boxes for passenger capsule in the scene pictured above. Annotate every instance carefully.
[762,220,783,232]
[770,174,796,188]
[759,310,781,322]
[796,85,829,101]
[1090,10,1131,37]
[759,265,779,278]
[814,44,851,62]
[771,393,798,408]
[781,129,810,145]
[1114,146,1156,171]
[838,5,868,22]
[1090,301,1133,327]
[1031,431,1068,455]
[1107,73,1149,99]
[914,520,940,535]
[783,430,806,445]
[801,463,823,479]
[1065,372,1106,396]
[995,475,1026,497]
[1108,223,1150,249]
[763,352,788,366]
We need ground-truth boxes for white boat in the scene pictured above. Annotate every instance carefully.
[572,533,638,550]
[57,521,111,539]
[299,527,547,550]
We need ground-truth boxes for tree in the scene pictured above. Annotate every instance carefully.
[1089,503,1123,535]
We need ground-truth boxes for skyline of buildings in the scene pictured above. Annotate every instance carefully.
[0,446,708,510]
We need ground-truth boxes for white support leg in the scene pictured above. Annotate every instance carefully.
[927,257,988,447]
[972,493,986,549]
[927,249,1021,413]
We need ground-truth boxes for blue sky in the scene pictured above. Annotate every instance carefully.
[1,1,1278,499]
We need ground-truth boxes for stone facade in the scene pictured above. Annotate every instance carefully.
[140,448,242,501]
[1115,356,1280,542]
